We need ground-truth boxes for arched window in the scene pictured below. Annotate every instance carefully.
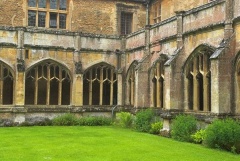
[83,63,117,105]
[151,61,165,108]
[185,50,212,111]
[126,61,137,106]
[235,58,240,114]
[0,63,13,105]
[25,61,71,105]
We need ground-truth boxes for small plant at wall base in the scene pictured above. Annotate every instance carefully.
[115,112,134,128]
[191,129,206,144]
[149,121,163,135]
[52,113,79,126]
[135,109,156,133]
[171,114,197,142]
[78,116,112,126]
[203,118,240,154]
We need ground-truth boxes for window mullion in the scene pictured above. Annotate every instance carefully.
[58,67,62,105]
[89,70,92,105]
[0,65,3,105]
[34,68,38,105]
[46,65,50,105]
[99,68,103,105]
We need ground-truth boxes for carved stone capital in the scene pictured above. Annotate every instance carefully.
[17,58,25,72]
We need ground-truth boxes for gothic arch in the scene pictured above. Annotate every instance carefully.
[0,60,14,105]
[25,59,72,105]
[83,62,117,106]
[149,54,168,108]
[126,60,138,106]
[234,51,240,114]
[183,44,214,112]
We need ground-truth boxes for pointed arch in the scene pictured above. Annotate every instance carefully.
[149,54,168,108]
[126,60,138,106]
[25,59,72,105]
[183,44,214,111]
[0,61,14,105]
[83,62,117,106]
[234,51,240,114]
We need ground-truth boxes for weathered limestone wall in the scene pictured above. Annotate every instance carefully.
[235,23,240,52]
[184,29,224,54]
[183,1,225,34]
[0,0,146,35]
[71,0,146,34]
[81,35,121,52]
[126,30,145,50]
[150,18,177,43]
[24,32,75,49]
[0,0,26,27]
[0,47,17,70]
[174,0,210,13]
[234,0,240,18]
[150,0,212,24]
[0,30,18,45]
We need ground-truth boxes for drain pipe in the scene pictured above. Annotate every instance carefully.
[111,105,118,120]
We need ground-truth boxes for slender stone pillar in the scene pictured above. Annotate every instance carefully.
[15,28,25,106]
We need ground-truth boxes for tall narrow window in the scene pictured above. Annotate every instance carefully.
[151,0,161,24]
[0,63,14,105]
[126,62,138,106]
[25,61,71,105]
[121,12,133,35]
[185,50,212,112]
[27,0,67,29]
[83,64,117,106]
[151,61,164,108]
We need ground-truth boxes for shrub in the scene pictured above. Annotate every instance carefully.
[204,118,240,153]
[78,116,112,126]
[52,113,79,126]
[149,121,163,134]
[115,112,134,128]
[191,129,206,144]
[171,114,197,142]
[135,109,155,132]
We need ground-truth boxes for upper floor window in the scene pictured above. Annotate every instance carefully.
[152,0,161,24]
[27,0,67,29]
[121,12,133,35]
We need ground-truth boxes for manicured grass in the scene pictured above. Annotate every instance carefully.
[0,126,239,161]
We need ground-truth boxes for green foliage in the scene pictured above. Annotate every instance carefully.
[191,129,206,144]
[204,118,240,153]
[52,113,79,126]
[171,115,197,142]
[149,121,163,134]
[78,116,112,126]
[115,112,134,128]
[135,109,155,132]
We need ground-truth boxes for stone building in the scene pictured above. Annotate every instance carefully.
[0,0,239,129]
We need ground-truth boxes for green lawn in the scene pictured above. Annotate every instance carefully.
[0,126,239,161]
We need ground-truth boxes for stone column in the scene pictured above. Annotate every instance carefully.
[72,33,83,106]
[72,74,83,106]
[117,69,123,106]
[15,28,25,106]
[224,0,233,39]
[134,59,150,108]
[175,11,185,48]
